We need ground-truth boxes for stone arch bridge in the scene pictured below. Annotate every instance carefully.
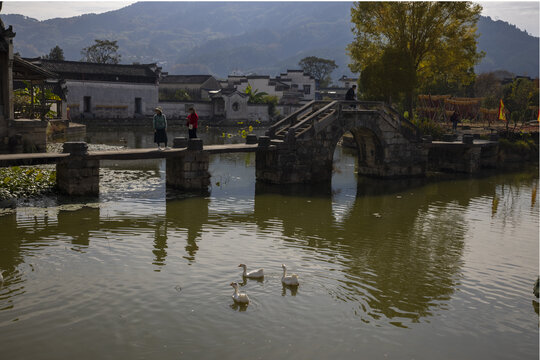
[0,100,497,196]
[257,100,428,183]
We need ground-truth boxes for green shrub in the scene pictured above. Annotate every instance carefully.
[411,116,445,139]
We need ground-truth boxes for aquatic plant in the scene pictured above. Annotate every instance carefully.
[0,166,56,200]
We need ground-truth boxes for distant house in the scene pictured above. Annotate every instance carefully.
[276,70,316,103]
[160,75,221,101]
[26,59,161,120]
[337,75,358,89]
[226,70,316,105]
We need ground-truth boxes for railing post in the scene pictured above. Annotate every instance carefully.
[56,141,99,196]
[166,138,210,193]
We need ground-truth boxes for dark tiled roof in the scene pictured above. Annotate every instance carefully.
[13,56,57,80]
[161,75,214,84]
[24,58,160,84]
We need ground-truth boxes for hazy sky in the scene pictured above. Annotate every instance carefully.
[2,1,539,37]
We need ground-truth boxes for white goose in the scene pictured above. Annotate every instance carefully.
[281,264,299,286]
[230,282,250,304]
[238,264,264,279]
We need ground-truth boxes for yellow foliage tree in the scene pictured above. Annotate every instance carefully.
[347,1,484,115]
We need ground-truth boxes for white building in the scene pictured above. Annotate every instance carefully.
[276,70,316,102]
[28,59,162,120]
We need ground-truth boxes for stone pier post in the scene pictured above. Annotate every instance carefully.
[166,138,210,192]
[56,142,99,196]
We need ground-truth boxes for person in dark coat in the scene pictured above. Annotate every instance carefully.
[153,107,167,150]
[450,111,460,131]
[345,84,357,108]
[345,84,356,101]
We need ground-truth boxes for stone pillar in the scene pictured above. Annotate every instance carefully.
[246,134,257,144]
[166,138,210,192]
[56,142,99,196]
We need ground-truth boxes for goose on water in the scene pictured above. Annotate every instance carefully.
[238,264,264,279]
[230,282,250,304]
[281,264,299,286]
[0,271,3,284]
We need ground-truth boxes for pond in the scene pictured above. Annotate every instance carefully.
[0,128,538,359]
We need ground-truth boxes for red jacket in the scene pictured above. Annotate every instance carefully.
[187,112,198,129]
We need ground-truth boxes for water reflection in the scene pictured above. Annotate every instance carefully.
[152,218,168,268]
[165,196,209,264]
[252,176,504,325]
[0,162,537,335]
[57,207,100,252]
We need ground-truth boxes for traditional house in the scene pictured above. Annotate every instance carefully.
[26,59,161,120]
[160,75,221,101]
[337,75,358,89]
[276,70,317,103]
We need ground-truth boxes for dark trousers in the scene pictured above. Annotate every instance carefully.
[189,128,197,139]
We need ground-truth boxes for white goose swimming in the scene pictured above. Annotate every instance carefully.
[238,264,264,279]
[281,264,299,286]
[230,282,250,304]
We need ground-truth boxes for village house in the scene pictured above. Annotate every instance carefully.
[159,74,221,101]
[276,70,317,103]
[224,70,317,105]
[26,59,162,120]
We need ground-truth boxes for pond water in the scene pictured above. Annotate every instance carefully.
[0,128,538,359]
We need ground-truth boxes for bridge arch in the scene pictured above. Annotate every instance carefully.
[258,101,428,184]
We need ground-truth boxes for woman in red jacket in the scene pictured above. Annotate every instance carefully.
[186,107,198,139]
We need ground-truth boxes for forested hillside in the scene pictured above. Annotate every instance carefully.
[1,2,538,79]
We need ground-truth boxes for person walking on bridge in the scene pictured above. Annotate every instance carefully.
[153,107,168,150]
[187,107,199,139]
[345,84,357,108]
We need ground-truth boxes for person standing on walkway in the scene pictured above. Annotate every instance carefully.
[450,111,460,131]
[187,107,199,139]
[153,107,167,150]
[345,84,357,108]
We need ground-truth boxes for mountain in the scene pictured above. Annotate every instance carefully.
[1,2,538,79]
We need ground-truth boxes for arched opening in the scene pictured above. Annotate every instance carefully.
[349,128,385,170]
[331,127,386,220]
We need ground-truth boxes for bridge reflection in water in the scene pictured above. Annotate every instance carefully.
[1,167,517,326]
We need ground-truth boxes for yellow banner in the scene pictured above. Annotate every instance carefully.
[498,99,506,121]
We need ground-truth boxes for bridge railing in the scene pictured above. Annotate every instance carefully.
[288,101,339,139]
[339,100,422,142]
[267,100,334,137]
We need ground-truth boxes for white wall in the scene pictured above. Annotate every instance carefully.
[66,80,158,119]
[157,101,213,120]
[235,78,284,99]
[281,71,316,101]
[246,104,271,123]
[223,93,249,121]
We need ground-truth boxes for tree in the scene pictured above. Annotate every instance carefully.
[474,72,503,108]
[298,56,338,88]
[347,2,484,115]
[502,77,539,127]
[42,45,65,61]
[245,85,268,103]
[81,39,121,64]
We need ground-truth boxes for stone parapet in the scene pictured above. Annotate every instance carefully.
[56,142,99,196]
[166,142,210,192]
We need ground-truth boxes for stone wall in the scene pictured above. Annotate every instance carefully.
[7,119,47,152]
